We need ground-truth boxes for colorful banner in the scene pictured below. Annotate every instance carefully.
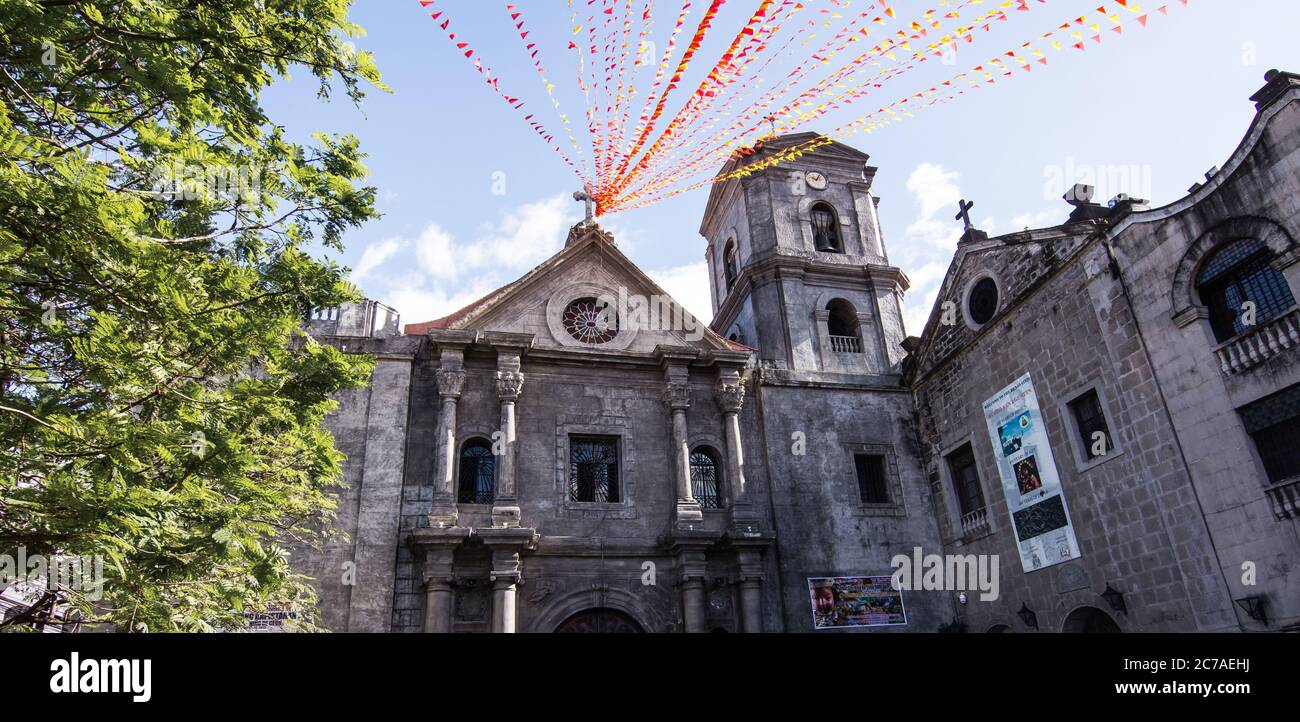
[982,373,1082,573]
[419,0,1187,216]
[808,575,907,629]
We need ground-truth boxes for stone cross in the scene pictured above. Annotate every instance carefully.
[955,199,975,231]
[573,189,595,221]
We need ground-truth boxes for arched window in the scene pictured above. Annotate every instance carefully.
[723,240,739,291]
[1196,238,1296,342]
[689,446,723,509]
[810,202,843,253]
[825,299,862,354]
[457,438,495,504]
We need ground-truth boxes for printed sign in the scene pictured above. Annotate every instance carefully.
[982,373,1082,573]
[808,576,907,629]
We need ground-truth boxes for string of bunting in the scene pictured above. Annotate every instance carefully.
[612,0,1000,206]
[418,0,588,182]
[416,0,1190,216]
[607,0,1187,213]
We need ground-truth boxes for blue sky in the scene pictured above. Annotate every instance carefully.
[262,0,1300,334]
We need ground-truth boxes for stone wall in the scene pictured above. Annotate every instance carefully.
[1099,79,1300,630]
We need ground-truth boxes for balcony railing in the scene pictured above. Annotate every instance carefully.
[829,334,862,354]
[960,507,989,537]
[1214,306,1300,375]
[1265,476,1300,521]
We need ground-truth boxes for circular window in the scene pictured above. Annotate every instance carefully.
[967,277,999,326]
[562,297,618,344]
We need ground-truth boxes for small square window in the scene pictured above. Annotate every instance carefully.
[854,454,889,504]
[1240,384,1300,483]
[569,435,619,503]
[1068,390,1113,460]
[945,444,985,516]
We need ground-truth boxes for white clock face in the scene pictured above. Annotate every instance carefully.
[805,171,827,190]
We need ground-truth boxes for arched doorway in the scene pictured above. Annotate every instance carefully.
[554,608,645,634]
[1062,606,1122,633]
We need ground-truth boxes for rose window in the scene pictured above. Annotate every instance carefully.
[562,297,617,344]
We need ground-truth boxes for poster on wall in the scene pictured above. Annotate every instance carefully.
[982,373,1082,573]
[808,576,907,629]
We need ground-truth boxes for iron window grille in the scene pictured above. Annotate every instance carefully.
[689,448,723,509]
[569,435,620,502]
[457,438,496,504]
[854,453,890,504]
[1197,238,1296,343]
[1241,384,1300,483]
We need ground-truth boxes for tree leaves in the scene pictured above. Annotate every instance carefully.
[1,0,382,632]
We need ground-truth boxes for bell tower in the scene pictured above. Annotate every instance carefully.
[700,133,910,379]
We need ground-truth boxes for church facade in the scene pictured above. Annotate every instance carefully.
[294,71,1300,632]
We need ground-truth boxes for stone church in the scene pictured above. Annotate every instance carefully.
[296,71,1300,633]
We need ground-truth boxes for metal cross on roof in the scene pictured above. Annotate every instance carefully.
[573,189,595,221]
[955,199,975,231]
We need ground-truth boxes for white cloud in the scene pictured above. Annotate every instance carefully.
[351,237,402,282]
[380,273,500,329]
[477,194,574,270]
[895,163,967,339]
[407,195,576,282]
[899,261,950,337]
[349,194,582,326]
[412,223,459,281]
[904,162,962,248]
[906,163,962,220]
[647,261,713,326]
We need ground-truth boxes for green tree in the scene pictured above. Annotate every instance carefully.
[0,0,388,631]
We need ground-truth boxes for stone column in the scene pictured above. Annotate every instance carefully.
[428,360,466,527]
[738,578,763,633]
[492,355,524,528]
[681,577,707,633]
[424,577,454,633]
[665,366,703,524]
[480,527,538,633]
[715,369,750,507]
[409,526,470,633]
[736,546,766,633]
[679,550,709,633]
[490,572,519,633]
[664,532,717,633]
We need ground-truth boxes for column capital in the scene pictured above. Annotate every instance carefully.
[714,379,745,413]
[496,370,525,401]
[490,571,522,587]
[436,368,467,399]
[663,380,691,410]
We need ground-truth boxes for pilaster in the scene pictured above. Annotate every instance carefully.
[408,526,472,633]
[479,527,540,633]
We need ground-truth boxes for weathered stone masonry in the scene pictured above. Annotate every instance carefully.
[292,72,1300,633]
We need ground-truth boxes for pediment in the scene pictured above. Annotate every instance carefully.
[418,225,737,355]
